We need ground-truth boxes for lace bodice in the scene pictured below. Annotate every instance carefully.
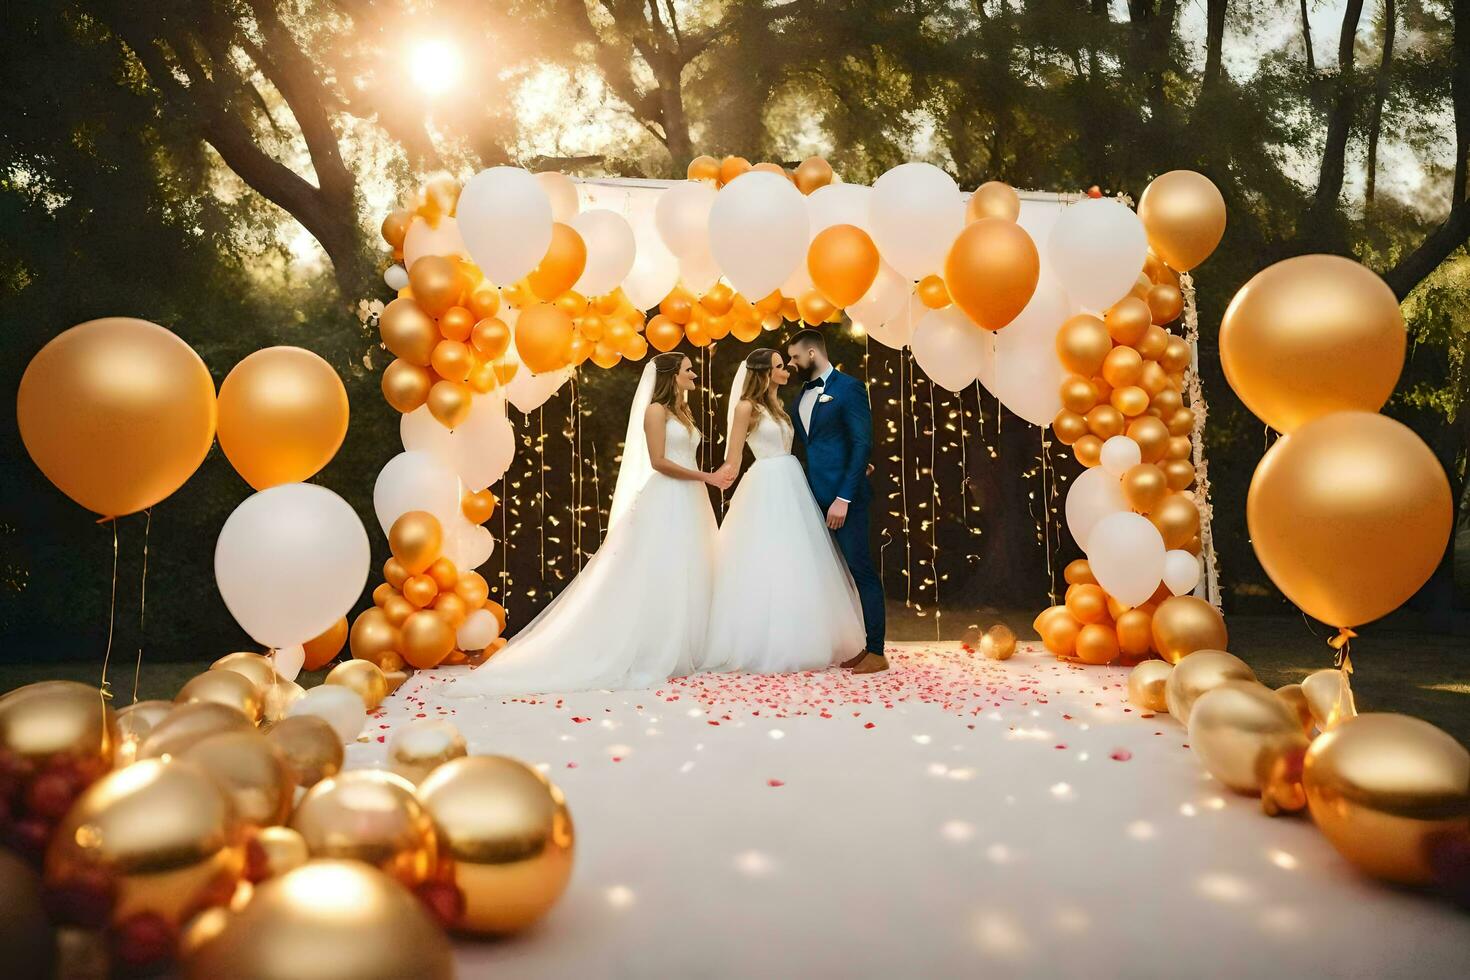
[663,416,702,468]
[745,411,794,460]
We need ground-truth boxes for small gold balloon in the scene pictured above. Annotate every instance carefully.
[1052,409,1088,446]
[46,758,245,927]
[1188,680,1309,809]
[261,679,306,725]
[1275,684,1315,735]
[1164,648,1254,722]
[979,625,1017,661]
[427,380,473,428]
[417,756,575,934]
[264,715,343,789]
[115,699,173,767]
[1127,661,1172,712]
[1073,435,1103,469]
[408,255,462,318]
[381,359,433,414]
[249,826,310,881]
[794,156,835,195]
[182,731,295,828]
[1059,376,1098,415]
[325,659,390,712]
[1149,492,1200,550]
[965,180,1021,223]
[1300,668,1357,731]
[141,702,254,759]
[0,680,117,780]
[0,849,56,979]
[210,652,280,694]
[181,860,454,980]
[378,298,438,366]
[290,770,438,888]
[176,670,263,724]
[389,510,443,575]
[387,719,469,785]
[1116,608,1155,658]
[1121,463,1168,513]
[1056,314,1112,376]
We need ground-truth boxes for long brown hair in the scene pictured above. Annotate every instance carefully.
[650,352,695,431]
[739,348,790,426]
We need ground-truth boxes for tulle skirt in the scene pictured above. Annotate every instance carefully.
[445,471,717,697]
[702,455,865,674]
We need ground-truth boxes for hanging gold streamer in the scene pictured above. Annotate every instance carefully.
[99,517,119,701]
[132,508,152,703]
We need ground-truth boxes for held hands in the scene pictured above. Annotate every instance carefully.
[707,464,737,491]
[825,498,849,529]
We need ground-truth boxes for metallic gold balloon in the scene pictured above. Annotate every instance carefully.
[1147,284,1183,324]
[1220,255,1405,433]
[401,610,456,670]
[427,379,473,428]
[141,702,253,759]
[1122,463,1168,513]
[1150,386,1183,417]
[325,660,390,712]
[471,316,511,358]
[261,680,306,725]
[1164,648,1253,722]
[1275,684,1315,735]
[408,255,463,317]
[1059,376,1098,415]
[182,731,295,828]
[687,155,720,182]
[176,671,263,724]
[1052,410,1088,446]
[1137,170,1226,271]
[1127,416,1170,464]
[1139,360,1170,396]
[1300,668,1357,731]
[944,218,1039,329]
[1110,385,1150,418]
[1101,346,1142,388]
[1149,492,1200,550]
[302,617,348,672]
[381,209,413,248]
[249,826,309,881]
[1104,296,1151,347]
[1247,412,1453,628]
[965,180,1020,223]
[264,716,342,789]
[1073,435,1103,469]
[181,860,454,980]
[1065,583,1107,624]
[1074,623,1121,664]
[389,511,442,575]
[455,571,490,609]
[1161,458,1196,491]
[979,625,1016,661]
[216,347,349,490]
[16,318,217,517]
[417,756,575,934]
[0,680,117,781]
[794,156,835,194]
[1056,314,1111,376]
[1127,660,1172,711]
[1303,713,1470,884]
[379,298,438,366]
[1137,323,1168,360]
[797,289,836,326]
[115,699,172,767]
[290,770,437,888]
[381,359,432,413]
[1166,405,1195,437]
[383,558,410,590]
[387,719,469,785]
[1116,608,1155,659]
[1152,597,1229,669]
[350,608,402,668]
[1062,558,1096,586]
[0,849,56,979]
[211,652,279,694]
[46,758,244,927]
[1188,681,1309,809]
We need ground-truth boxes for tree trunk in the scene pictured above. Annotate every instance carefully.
[1305,0,1366,240]
[1203,0,1228,91]
[1365,0,1397,203]
[1300,0,1317,73]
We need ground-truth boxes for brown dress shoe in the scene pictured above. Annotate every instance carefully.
[852,652,889,674]
[839,651,869,669]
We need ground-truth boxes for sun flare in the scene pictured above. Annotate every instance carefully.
[409,39,462,97]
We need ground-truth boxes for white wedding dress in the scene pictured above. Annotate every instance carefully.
[702,410,865,674]
[446,377,717,697]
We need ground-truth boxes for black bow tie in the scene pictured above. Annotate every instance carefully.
[802,377,825,391]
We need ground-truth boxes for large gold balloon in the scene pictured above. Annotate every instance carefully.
[1127,661,1172,712]
[1249,412,1451,627]
[1188,680,1309,812]
[46,758,244,927]
[0,850,56,979]
[325,659,390,712]
[1219,255,1405,433]
[417,756,574,934]
[0,680,117,780]
[140,702,253,759]
[389,510,442,575]
[378,298,438,366]
[290,770,438,888]
[176,670,263,724]
[182,731,295,828]
[181,860,454,980]
[1303,713,1470,884]
[387,719,469,785]
[350,608,402,669]
[1300,668,1357,731]
[264,716,343,788]
[1137,170,1226,272]
[965,181,1021,223]
[944,218,1039,330]
[16,317,217,517]
[1163,648,1253,722]
[808,224,880,309]
[400,610,456,669]
[216,347,348,490]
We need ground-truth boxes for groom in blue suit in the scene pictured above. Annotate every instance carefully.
[786,329,887,673]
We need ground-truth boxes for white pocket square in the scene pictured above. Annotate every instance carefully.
[818,393,834,403]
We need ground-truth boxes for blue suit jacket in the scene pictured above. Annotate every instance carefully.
[789,369,873,508]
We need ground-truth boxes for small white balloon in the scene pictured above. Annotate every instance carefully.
[384,265,409,291]
[1046,197,1148,312]
[708,171,810,300]
[655,181,718,257]
[1100,435,1143,476]
[869,163,964,280]
[403,216,468,269]
[678,245,722,295]
[1065,466,1129,552]
[1087,511,1167,608]
[849,261,909,334]
[535,171,580,223]
[806,182,874,235]
[287,685,366,742]
[990,263,1070,427]
[910,305,992,392]
[458,167,553,285]
[862,290,924,350]
[373,450,460,536]
[570,209,636,296]
[456,609,502,651]
[1163,549,1203,596]
[271,645,305,682]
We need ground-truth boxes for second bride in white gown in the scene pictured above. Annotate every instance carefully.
[445,352,727,697]
[703,349,865,673]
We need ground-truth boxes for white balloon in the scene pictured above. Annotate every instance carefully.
[1087,511,1167,608]
[373,450,460,536]
[383,264,409,291]
[869,162,964,280]
[403,216,468,269]
[444,520,495,570]
[990,265,1071,426]
[780,255,814,300]
[535,171,580,223]
[655,181,717,257]
[458,167,553,285]
[910,306,992,392]
[708,171,809,299]
[287,685,366,742]
[623,207,680,309]
[456,609,502,651]
[807,182,873,234]
[214,484,370,649]
[850,262,910,334]
[862,290,924,350]
[271,645,305,683]
[1100,435,1143,476]
[453,394,515,492]
[973,326,999,396]
[400,404,454,460]
[571,209,636,296]
[504,361,572,414]
[1065,466,1129,552]
[1163,549,1203,597]
[678,245,722,294]
[1046,197,1148,312]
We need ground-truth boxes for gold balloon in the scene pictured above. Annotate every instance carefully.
[264,716,342,789]
[216,347,348,490]
[417,756,575,934]
[1300,668,1357,731]
[1110,385,1150,418]
[46,758,245,927]
[1152,597,1229,667]
[1074,623,1121,664]
[176,670,263,724]
[261,679,306,725]
[350,608,402,668]
[1137,323,1169,360]
[808,224,880,309]
[1059,375,1098,415]
[1085,404,1125,441]
[1147,284,1183,325]
[979,625,1016,661]
[1116,608,1155,659]
[1303,713,1470,884]
[0,850,56,979]
[182,731,295,828]
[1121,463,1168,513]
[389,511,443,575]
[290,770,438,887]
[1275,684,1315,735]
[1051,409,1088,446]
[1127,415,1170,464]
[248,826,310,881]
[965,181,1020,223]
[1137,170,1226,271]
[181,860,454,980]
[325,660,390,712]
[211,651,280,694]
[944,218,1039,330]
[1127,660,1172,711]
[115,699,173,767]
[1164,648,1254,722]
[378,297,438,366]
[794,156,835,195]
[1248,412,1452,628]
[1149,492,1200,550]
[1188,680,1309,812]
[408,255,462,317]
[1101,346,1143,388]
[1105,296,1152,347]
[1073,435,1103,468]
[1161,459,1196,492]
[1055,314,1111,376]
[381,209,413,248]
[401,610,456,670]
[381,359,432,414]
[427,379,472,429]
[302,617,349,672]
[141,702,254,759]
[687,155,720,182]
[387,719,469,785]
[17,317,217,517]
[1220,255,1405,433]
[0,680,117,780]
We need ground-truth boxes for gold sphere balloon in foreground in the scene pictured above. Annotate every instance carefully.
[0,680,117,779]
[261,679,306,725]
[290,769,438,888]
[979,625,1017,661]
[140,702,254,759]
[249,826,310,881]
[1150,595,1228,666]
[1164,649,1254,724]
[115,699,173,767]
[387,719,468,785]
[46,758,245,927]
[1300,668,1357,731]
[210,652,280,695]
[1274,684,1315,735]
[325,659,390,712]
[176,670,263,724]
[1188,681,1309,812]
[1127,661,1172,712]
[417,755,575,934]
[183,731,295,828]
[1304,713,1470,885]
[182,860,454,980]
[264,715,343,789]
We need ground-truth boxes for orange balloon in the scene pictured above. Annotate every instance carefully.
[390,511,442,575]
[1137,170,1226,272]
[217,347,349,490]
[408,256,462,317]
[622,333,650,360]
[1075,624,1121,665]
[462,488,497,524]
[379,298,438,366]
[400,611,455,670]
[944,218,1039,330]
[660,290,695,325]
[718,156,752,185]
[403,575,439,608]
[373,583,397,607]
[794,157,835,195]
[302,617,349,671]
[383,558,410,590]
[797,291,835,326]
[730,317,762,343]
[382,359,432,414]
[527,223,586,301]
[645,315,683,352]
[1111,385,1150,417]
[1055,314,1111,375]
[428,381,472,428]
[1042,612,1081,657]
[1073,435,1103,468]
[701,282,735,315]
[556,290,590,319]
[467,286,501,320]
[484,600,506,633]
[687,155,720,182]
[1147,284,1183,325]
[428,558,458,592]
[590,340,623,367]
[471,318,511,359]
[1101,346,1143,388]
[808,224,880,308]
[454,571,490,609]
[965,181,1021,223]
[1115,608,1154,658]
[916,275,950,310]
[515,303,575,373]
[438,306,475,343]
[432,592,468,628]
[1105,297,1152,347]
[382,210,413,248]
[1063,559,1097,586]
[431,341,472,384]
[1065,584,1108,625]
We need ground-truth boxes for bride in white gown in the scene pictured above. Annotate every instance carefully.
[703,349,865,673]
[445,352,728,697]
